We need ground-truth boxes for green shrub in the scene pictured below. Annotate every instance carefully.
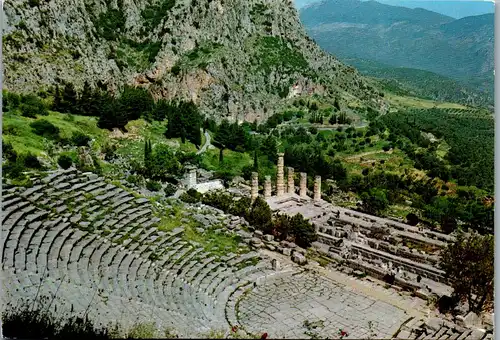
[3,159,25,179]
[179,192,198,203]
[164,183,177,196]
[96,9,126,41]
[126,322,158,339]
[19,104,38,118]
[71,131,91,147]
[2,141,17,162]
[3,90,21,111]
[2,303,110,339]
[57,154,73,169]
[22,153,42,169]
[146,180,162,192]
[171,64,181,76]
[126,174,140,184]
[30,119,60,139]
[19,94,49,117]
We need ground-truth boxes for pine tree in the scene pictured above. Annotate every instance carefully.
[62,83,78,114]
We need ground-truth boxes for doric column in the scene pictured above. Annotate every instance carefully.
[264,176,272,198]
[188,169,197,189]
[251,172,259,202]
[287,167,294,194]
[314,175,321,201]
[277,153,285,196]
[300,172,307,198]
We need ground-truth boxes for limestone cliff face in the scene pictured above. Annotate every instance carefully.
[3,0,385,121]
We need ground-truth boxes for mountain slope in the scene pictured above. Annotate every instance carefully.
[3,0,385,122]
[299,0,493,96]
[345,58,493,107]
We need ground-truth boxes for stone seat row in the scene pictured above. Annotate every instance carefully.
[3,171,278,337]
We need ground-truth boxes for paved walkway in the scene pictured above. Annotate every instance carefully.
[239,250,429,339]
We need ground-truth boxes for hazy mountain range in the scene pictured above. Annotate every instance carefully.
[294,0,494,19]
[298,0,493,106]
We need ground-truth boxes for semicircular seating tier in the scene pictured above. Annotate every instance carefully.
[1,169,287,337]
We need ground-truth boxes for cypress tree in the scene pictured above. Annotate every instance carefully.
[180,127,186,144]
[52,85,63,112]
[253,149,259,171]
[219,148,224,164]
[62,83,78,114]
[79,81,93,115]
[144,139,150,164]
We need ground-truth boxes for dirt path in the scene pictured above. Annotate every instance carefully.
[196,130,211,155]
[343,150,388,161]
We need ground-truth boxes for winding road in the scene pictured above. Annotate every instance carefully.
[196,130,212,155]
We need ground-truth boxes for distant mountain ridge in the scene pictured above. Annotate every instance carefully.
[299,0,493,101]
[294,0,494,19]
[346,57,493,108]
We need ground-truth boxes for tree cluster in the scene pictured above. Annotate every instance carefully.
[380,108,494,192]
[181,191,317,248]
[138,140,183,181]
[164,100,202,147]
[213,119,249,152]
[284,143,347,182]
[3,91,49,118]
[440,231,493,314]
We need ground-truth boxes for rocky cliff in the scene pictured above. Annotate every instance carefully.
[3,0,384,121]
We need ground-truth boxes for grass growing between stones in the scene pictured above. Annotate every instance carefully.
[123,322,159,338]
[306,249,332,268]
[202,328,261,339]
[235,257,259,270]
[182,224,249,258]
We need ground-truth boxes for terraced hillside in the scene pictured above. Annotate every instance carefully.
[2,169,494,339]
[1,169,282,337]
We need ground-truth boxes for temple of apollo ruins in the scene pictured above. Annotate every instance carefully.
[249,153,458,302]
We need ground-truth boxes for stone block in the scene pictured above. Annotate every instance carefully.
[464,312,481,328]
[263,234,274,242]
[482,313,493,327]
[283,248,292,256]
[468,329,486,340]
[415,289,433,300]
[292,252,307,265]
[254,230,263,237]
[425,317,444,331]
[271,259,280,270]
[343,267,353,275]
[251,237,262,245]
[397,330,412,339]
